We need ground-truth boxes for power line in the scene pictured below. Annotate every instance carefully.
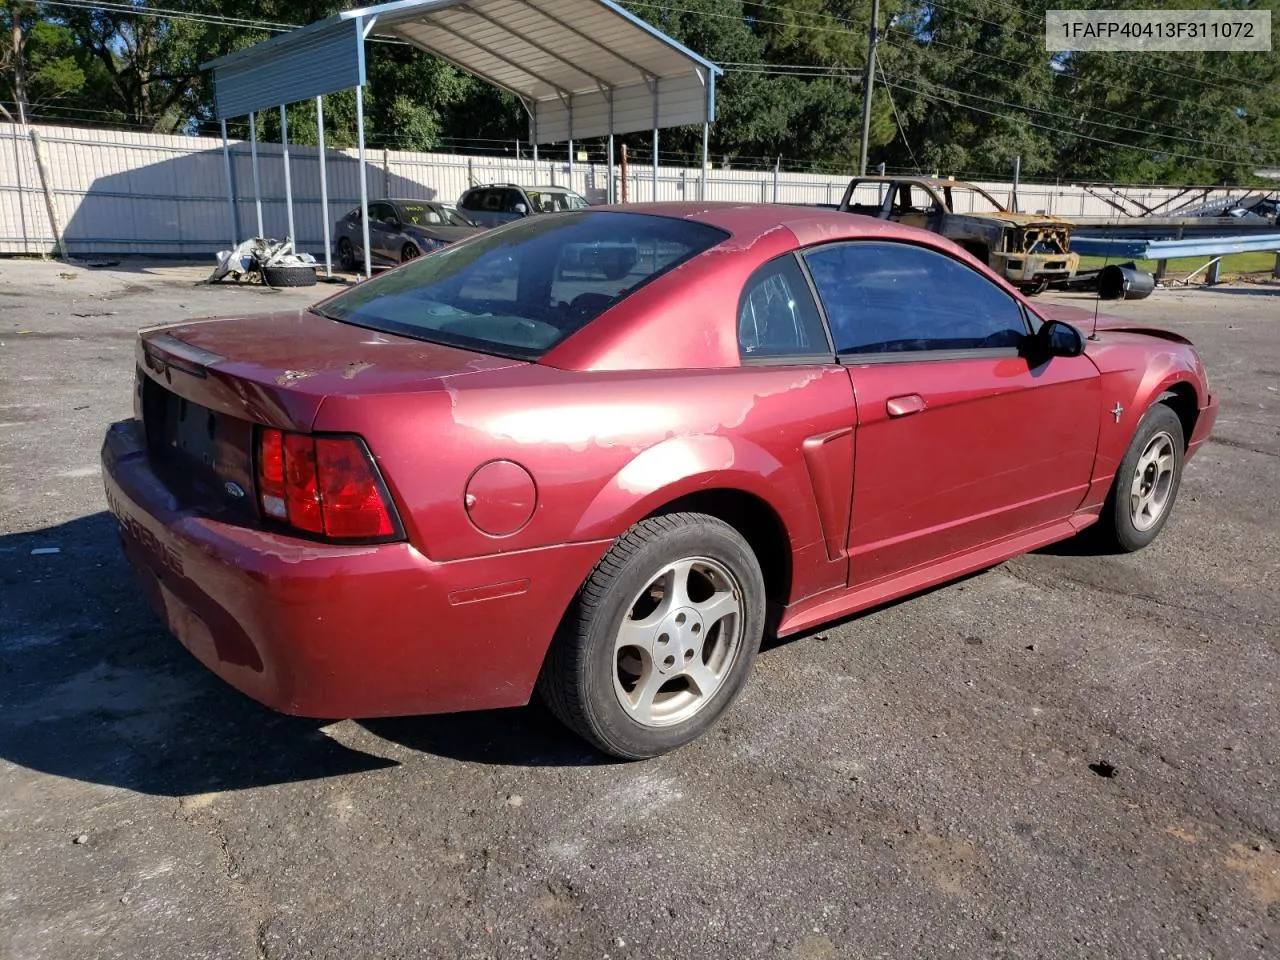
[918,0,1267,93]
[878,71,1261,169]
[882,80,919,172]
[876,38,1254,154]
[875,32,1202,117]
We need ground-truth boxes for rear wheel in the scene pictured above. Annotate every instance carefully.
[539,513,765,759]
[1095,403,1185,552]
[338,238,356,271]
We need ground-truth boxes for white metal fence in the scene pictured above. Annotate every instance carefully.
[0,123,1242,257]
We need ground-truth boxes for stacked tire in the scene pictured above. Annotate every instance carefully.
[262,264,317,287]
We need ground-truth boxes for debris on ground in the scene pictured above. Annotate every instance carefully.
[207,237,317,287]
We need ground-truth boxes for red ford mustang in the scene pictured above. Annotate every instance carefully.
[102,203,1216,758]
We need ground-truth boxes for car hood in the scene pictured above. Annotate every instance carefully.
[1034,302,1194,346]
[965,210,1076,229]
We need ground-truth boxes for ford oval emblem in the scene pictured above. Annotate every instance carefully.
[224,481,246,499]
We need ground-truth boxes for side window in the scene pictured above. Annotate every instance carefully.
[803,242,1028,355]
[368,202,394,224]
[483,191,505,212]
[500,189,525,213]
[459,190,481,211]
[737,255,830,361]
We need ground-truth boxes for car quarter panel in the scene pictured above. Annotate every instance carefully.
[1033,303,1213,513]
[314,363,857,604]
[103,419,610,717]
[1076,333,1211,509]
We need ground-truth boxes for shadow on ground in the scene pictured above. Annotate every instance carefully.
[363,704,609,769]
[0,512,611,794]
[0,513,400,796]
[1192,284,1280,296]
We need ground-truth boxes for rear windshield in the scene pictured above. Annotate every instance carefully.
[315,211,726,359]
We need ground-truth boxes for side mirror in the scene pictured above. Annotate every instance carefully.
[1036,318,1085,358]
[513,203,528,216]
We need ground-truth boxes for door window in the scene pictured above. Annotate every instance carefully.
[736,255,830,361]
[803,241,1028,356]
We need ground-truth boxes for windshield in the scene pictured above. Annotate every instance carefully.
[526,190,589,213]
[397,202,473,227]
[315,211,727,360]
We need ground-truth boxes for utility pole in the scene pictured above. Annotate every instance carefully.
[858,0,881,176]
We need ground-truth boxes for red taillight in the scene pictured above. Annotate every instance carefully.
[315,437,396,538]
[259,428,287,520]
[256,429,399,540]
[283,433,323,533]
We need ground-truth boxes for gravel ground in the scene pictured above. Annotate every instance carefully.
[1,260,1276,960]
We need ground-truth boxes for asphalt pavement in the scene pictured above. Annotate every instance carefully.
[1,260,1276,959]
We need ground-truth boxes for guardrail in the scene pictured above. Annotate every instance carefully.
[1071,233,1280,283]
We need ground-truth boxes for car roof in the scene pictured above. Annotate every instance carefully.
[388,198,441,206]
[465,183,581,193]
[849,175,988,190]
[581,201,958,248]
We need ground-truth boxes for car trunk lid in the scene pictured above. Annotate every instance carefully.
[135,308,524,520]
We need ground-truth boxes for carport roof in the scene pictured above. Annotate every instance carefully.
[203,0,721,140]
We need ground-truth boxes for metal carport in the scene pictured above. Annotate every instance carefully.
[202,0,722,279]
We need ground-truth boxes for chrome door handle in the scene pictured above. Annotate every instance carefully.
[886,394,925,417]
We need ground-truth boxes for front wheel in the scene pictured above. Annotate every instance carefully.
[400,242,419,264]
[539,513,766,759]
[1095,403,1185,552]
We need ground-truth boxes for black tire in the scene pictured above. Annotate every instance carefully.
[261,264,317,288]
[338,238,356,271]
[1094,402,1185,552]
[400,242,419,264]
[538,513,766,759]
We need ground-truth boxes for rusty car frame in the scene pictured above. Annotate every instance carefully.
[837,176,1080,293]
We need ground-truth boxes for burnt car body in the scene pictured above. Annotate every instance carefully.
[102,203,1215,759]
[838,176,1080,291]
[335,199,485,270]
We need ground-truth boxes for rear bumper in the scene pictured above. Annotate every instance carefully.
[1186,391,1218,463]
[102,419,609,718]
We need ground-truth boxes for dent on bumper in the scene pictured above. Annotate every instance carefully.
[101,420,609,718]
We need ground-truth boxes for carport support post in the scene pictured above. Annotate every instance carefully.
[653,128,659,201]
[355,84,372,279]
[700,122,709,201]
[316,96,332,278]
[608,134,615,203]
[219,118,236,247]
[249,112,263,238]
[280,105,295,244]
